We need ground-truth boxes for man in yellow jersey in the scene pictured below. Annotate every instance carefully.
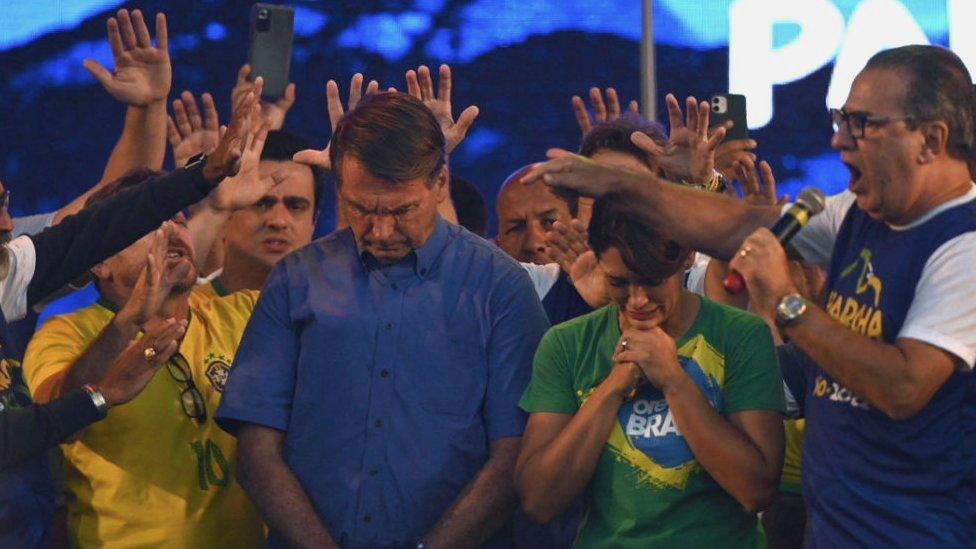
[190,130,321,305]
[21,120,274,548]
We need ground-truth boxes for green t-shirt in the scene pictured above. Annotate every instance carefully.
[519,296,785,548]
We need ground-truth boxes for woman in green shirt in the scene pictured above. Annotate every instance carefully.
[516,198,785,548]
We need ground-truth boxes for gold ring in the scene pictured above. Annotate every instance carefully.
[620,339,629,351]
[143,347,158,363]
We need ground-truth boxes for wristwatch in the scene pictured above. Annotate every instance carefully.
[775,293,808,327]
[82,384,109,419]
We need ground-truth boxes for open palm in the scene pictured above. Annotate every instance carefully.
[84,9,170,106]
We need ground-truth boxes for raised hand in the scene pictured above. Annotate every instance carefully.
[208,108,273,211]
[546,220,609,308]
[292,73,380,172]
[545,219,590,274]
[84,9,170,106]
[406,64,479,154]
[116,222,189,327]
[572,87,640,135]
[714,138,757,183]
[167,91,221,168]
[232,64,296,131]
[734,157,788,206]
[204,77,263,183]
[98,316,185,407]
[631,94,727,184]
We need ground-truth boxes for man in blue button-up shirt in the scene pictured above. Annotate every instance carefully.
[216,92,549,548]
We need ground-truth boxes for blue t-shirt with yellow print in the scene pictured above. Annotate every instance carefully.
[804,198,976,547]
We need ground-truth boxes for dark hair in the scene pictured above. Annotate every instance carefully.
[864,45,976,161]
[450,176,488,237]
[579,113,668,169]
[85,168,165,207]
[588,198,690,282]
[260,130,325,214]
[329,92,446,187]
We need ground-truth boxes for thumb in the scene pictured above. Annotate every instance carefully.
[456,105,480,130]
[83,58,114,89]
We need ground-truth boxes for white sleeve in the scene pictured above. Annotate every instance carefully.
[519,262,561,300]
[790,191,856,269]
[0,235,36,322]
[685,252,710,296]
[898,232,976,369]
[12,211,56,238]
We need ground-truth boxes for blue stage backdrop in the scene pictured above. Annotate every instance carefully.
[1,0,971,237]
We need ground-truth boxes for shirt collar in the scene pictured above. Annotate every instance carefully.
[356,216,450,280]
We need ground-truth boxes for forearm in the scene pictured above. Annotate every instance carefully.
[27,163,216,306]
[238,436,337,548]
[0,388,102,472]
[187,202,231,269]
[57,318,138,401]
[423,438,520,547]
[621,174,780,259]
[102,101,168,182]
[516,385,623,522]
[664,373,780,512]
[784,307,935,419]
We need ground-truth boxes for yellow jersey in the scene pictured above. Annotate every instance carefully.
[780,418,805,493]
[23,292,264,548]
[187,278,230,309]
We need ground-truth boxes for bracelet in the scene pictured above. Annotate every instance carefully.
[679,170,725,193]
[82,384,109,419]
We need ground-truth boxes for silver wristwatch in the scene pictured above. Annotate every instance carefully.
[775,293,808,327]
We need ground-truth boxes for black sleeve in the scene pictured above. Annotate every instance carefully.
[777,342,812,414]
[25,163,216,307]
[0,389,101,473]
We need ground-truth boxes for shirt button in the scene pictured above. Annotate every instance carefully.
[369,468,378,476]
[391,283,399,290]
[374,419,383,428]
[364,515,372,523]
[380,369,390,378]
[385,322,394,330]
[420,268,427,276]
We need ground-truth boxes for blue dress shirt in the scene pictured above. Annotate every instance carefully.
[217,218,549,548]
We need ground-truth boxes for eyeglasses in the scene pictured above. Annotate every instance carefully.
[0,191,10,213]
[829,108,916,139]
[167,353,207,423]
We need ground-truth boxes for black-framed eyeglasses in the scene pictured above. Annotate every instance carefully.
[167,353,207,423]
[0,191,10,213]
[829,107,916,139]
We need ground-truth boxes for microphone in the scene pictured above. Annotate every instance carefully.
[723,187,827,295]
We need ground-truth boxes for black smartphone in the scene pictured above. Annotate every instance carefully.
[709,93,748,140]
[248,4,294,99]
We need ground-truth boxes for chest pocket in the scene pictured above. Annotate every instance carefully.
[408,326,487,417]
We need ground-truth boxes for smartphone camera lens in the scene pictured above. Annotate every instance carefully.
[256,8,271,31]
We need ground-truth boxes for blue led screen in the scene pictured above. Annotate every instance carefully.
[1,0,971,235]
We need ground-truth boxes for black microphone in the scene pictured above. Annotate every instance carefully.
[723,187,827,295]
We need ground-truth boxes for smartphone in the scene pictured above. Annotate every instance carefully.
[248,4,294,99]
[709,93,748,140]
